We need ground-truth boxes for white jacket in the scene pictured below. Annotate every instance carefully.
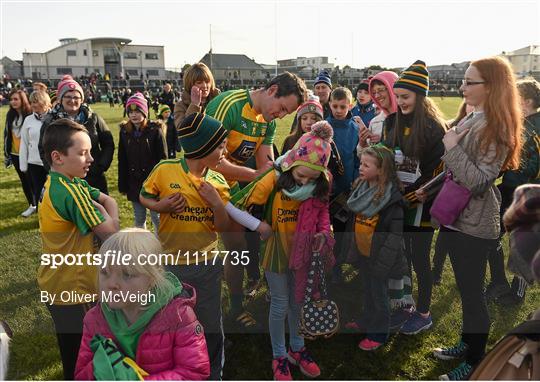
[19,113,45,171]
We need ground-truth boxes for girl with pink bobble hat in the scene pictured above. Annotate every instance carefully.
[230,121,336,380]
[118,92,167,232]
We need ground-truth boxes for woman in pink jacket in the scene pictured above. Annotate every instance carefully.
[357,71,398,147]
[75,228,210,380]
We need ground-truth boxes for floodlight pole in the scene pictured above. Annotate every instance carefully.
[209,24,213,71]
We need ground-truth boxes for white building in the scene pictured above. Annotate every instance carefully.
[501,45,540,78]
[22,37,166,80]
[277,56,334,76]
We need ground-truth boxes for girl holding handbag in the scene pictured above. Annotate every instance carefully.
[230,121,335,380]
[431,56,523,381]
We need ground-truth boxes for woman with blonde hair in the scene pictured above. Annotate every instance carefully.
[20,90,52,212]
[173,62,220,130]
[432,56,523,380]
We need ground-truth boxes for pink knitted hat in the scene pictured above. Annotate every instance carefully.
[296,97,323,120]
[281,120,333,175]
[126,92,148,117]
[57,75,84,101]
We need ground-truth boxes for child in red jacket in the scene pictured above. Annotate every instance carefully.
[75,228,210,380]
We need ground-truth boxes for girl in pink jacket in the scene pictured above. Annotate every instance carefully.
[229,122,335,380]
[75,228,210,380]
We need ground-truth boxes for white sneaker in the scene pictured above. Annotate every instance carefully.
[21,205,37,217]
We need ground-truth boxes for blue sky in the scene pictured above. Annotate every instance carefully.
[1,0,539,69]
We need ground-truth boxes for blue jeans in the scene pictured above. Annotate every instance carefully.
[265,270,304,358]
[131,201,159,232]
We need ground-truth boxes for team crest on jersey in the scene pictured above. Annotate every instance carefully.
[241,120,248,130]
[230,140,257,163]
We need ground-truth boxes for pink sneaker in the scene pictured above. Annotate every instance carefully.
[287,347,321,378]
[358,338,384,351]
[344,318,365,332]
[272,357,292,381]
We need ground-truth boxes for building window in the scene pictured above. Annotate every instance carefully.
[93,50,99,57]
[67,50,77,57]
[126,69,139,76]
[124,52,138,59]
[146,69,159,76]
[83,49,87,56]
[145,53,158,60]
[57,67,73,75]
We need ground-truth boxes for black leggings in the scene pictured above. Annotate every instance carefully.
[432,231,448,276]
[441,227,495,366]
[404,226,434,314]
[47,303,94,380]
[11,154,34,205]
[487,185,514,286]
[245,231,261,281]
[167,264,224,380]
[27,163,48,207]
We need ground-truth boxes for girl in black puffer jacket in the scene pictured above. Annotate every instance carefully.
[346,144,407,351]
[118,93,167,232]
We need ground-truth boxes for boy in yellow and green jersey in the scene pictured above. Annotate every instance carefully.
[39,118,119,380]
[140,112,230,380]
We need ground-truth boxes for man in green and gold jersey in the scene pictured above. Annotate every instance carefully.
[206,72,307,184]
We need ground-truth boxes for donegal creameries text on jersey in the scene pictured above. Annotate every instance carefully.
[141,158,230,264]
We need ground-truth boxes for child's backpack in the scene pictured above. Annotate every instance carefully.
[469,311,540,380]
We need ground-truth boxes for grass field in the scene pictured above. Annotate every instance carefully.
[0,97,538,380]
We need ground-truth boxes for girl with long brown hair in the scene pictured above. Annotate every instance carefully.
[3,89,34,216]
[433,56,523,380]
[382,60,447,336]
